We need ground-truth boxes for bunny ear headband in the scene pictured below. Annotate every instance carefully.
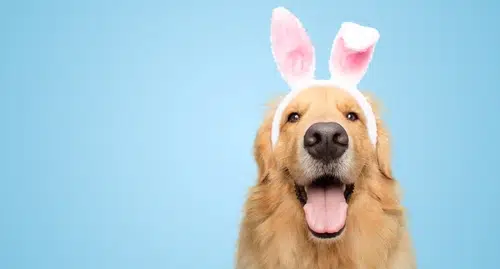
[270,7,380,149]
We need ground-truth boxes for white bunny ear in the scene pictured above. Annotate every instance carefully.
[329,22,380,88]
[271,7,315,89]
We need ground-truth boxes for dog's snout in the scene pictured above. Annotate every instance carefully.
[304,122,348,162]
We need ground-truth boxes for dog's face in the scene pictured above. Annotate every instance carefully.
[255,85,392,242]
[275,85,373,187]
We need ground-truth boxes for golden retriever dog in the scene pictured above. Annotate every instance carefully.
[235,7,416,269]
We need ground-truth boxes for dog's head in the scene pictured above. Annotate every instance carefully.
[253,7,392,241]
[255,88,392,241]
[274,86,376,187]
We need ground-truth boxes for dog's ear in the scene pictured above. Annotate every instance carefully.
[363,92,393,180]
[253,97,282,184]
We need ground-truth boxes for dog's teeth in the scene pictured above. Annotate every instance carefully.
[342,185,346,191]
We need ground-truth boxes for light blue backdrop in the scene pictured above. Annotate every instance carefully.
[1,0,499,268]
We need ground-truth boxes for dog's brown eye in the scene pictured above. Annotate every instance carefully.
[346,112,359,121]
[287,112,301,123]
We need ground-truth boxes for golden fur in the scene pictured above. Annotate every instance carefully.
[235,86,416,269]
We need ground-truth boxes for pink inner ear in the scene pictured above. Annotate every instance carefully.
[334,37,374,77]
[271,7,314,86]
[282,43,313,78]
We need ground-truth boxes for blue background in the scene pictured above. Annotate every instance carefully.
[1,0,499,268]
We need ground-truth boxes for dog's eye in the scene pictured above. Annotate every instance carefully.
[346,112,359,121]
[287,112,301,123]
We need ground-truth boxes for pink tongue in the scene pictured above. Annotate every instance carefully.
[303,186,348,234]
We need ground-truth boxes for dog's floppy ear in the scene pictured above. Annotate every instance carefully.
[253,98,281,184]
[363,92,393,180]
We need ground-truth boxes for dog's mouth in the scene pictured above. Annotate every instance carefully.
[295,176,354,239]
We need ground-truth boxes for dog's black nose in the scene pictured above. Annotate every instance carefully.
[303,122,348,162]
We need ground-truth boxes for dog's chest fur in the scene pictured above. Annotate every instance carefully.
[237,183,404,269]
